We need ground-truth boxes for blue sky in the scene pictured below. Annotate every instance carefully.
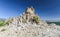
[0,0,60,20]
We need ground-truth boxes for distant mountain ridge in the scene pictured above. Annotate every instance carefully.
[46,20,60,22]
[0,18,6,21]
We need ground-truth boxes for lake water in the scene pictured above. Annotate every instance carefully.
[47,22,60,26]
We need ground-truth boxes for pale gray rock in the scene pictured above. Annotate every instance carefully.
[0,22,60,37]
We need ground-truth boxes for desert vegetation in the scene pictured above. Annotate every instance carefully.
[33,16,40,24]
[0,20,6,26]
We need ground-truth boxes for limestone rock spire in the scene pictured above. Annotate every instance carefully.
[25,6,34,14]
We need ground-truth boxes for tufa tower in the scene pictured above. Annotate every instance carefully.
[6,6,40,25]
[21,6,40,24]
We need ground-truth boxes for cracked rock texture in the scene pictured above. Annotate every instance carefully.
[0,22,60,37]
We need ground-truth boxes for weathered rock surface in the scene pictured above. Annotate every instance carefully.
[0,22,60,37]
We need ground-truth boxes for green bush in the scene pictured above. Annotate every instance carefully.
[33,16,40,24]
[0,20,6,26]
[0,19,12,26]
[1,29,6,31]
[5,18,13,24]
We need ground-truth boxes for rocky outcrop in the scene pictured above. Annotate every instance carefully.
[0,6,60,37]
[5,6,40,25]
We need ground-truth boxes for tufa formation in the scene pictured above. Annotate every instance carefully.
[0,6,60,37]
[6,6,40,24]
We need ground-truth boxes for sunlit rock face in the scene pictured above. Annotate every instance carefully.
[22,6,40,24]
[25,6,34,14]
[23,6,35,23]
